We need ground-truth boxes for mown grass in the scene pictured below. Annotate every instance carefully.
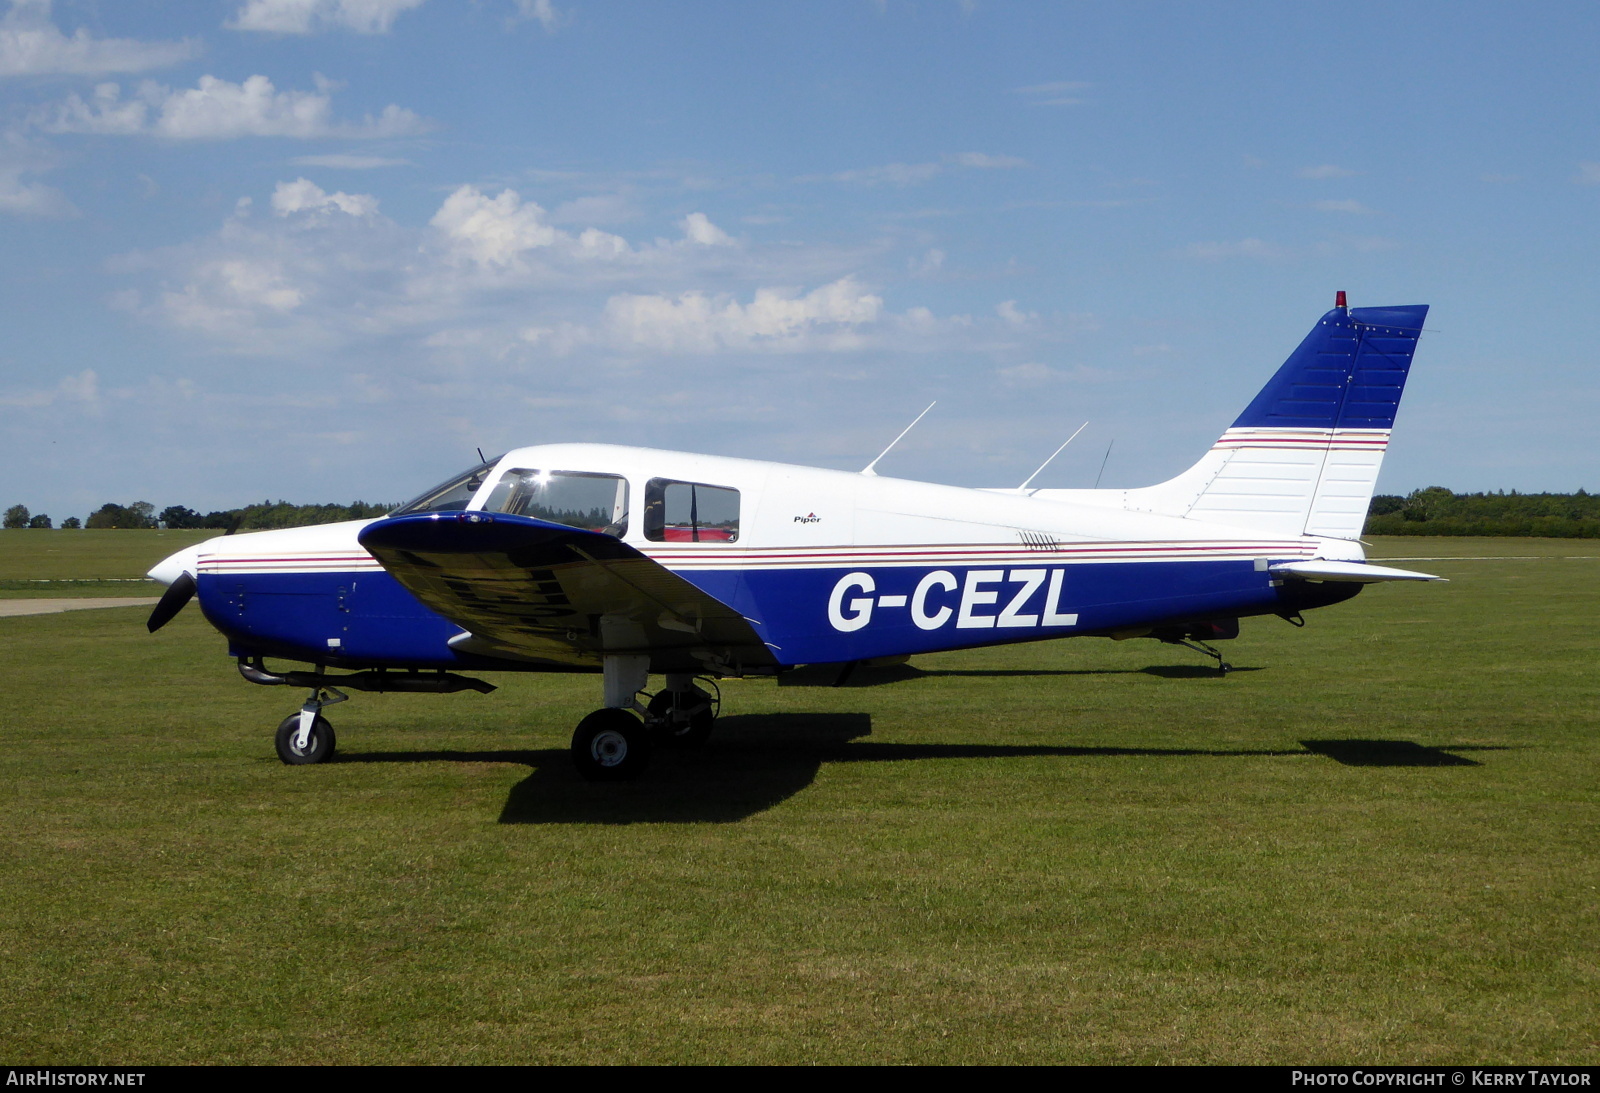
[0,535,1594,1063]
[0,529,212,597]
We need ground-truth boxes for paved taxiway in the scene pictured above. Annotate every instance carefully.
[0,598,160,618]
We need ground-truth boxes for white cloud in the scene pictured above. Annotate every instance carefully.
[995,361,1055,387]
[996,299,1037,326]
[825,161,942,187]
[949,152,1027,169]
[1310,199,1373,214]
[550,193,637,225]
[113,188,422,350]
[513,0,565,31]
[0,169,70,215]
[165,258,305,326]
[1298,164,1357,179]
[603,277,883,353]
[0,132,73,217]
[290,153,411,169]
[428,184,652,272]
[817,151,1027,187]
[0,367,98,407]
[228,0,427,35]
[515,321,591,356]
[112,181,976,368]
[0,0,198,77]
[271,177,379,217]
[37,74,429,140]
[680,211,733,246]
[1013,80,1089,106]
[907,248,944,276]
[430,184,562,266]
[576,226,628,258]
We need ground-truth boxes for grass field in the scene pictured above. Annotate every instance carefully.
[0,533,1595,1063]
[0,528,212,597]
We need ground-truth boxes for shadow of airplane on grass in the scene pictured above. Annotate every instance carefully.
[777,662,1262,688]
[333,713,1511,824]
[1299,739,1505,767]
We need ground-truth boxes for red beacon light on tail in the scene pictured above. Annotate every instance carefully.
[1336,290,1347,309]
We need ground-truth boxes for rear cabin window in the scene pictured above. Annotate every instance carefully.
[482,470,629,536]
[643,479,739,543]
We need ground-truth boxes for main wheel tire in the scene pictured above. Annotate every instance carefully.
[646,687,716,748]
[571,708,653,781]
[275,713,336,765]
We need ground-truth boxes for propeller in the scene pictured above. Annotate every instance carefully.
[146,571,196,633]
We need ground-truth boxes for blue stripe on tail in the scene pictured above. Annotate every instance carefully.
[1231,303,1428,431]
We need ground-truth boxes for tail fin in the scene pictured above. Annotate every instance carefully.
[1120,297,1428,538]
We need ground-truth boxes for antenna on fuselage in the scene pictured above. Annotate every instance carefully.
[860,401,937,477]
[1094,439,1115,489]
[1018,421,1088,491]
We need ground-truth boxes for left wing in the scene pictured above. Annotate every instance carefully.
[358,513,779,674]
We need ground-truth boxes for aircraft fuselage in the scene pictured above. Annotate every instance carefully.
[161,443,1363,673]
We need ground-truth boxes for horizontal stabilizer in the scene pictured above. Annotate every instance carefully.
[1269,560,1444,583]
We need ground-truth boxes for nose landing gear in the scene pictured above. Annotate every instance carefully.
[238,657,495,767]
[274,686,347,765]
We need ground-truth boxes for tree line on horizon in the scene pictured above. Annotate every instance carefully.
[1363,487,1600,537]
[2,500,394,532]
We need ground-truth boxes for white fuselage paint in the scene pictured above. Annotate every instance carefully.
[150,442,1365,590]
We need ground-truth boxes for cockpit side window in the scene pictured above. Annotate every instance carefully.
[482,470,628,536]
[643,478,739,543]
[390,457,502,517]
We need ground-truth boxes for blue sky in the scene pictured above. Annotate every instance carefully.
[2,0,1597,521]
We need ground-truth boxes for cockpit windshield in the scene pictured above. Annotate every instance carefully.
[390,456,502,517]
[482,469,629,536]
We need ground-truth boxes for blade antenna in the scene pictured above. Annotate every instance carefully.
[1018,421,1088,491]
[861,401,936,477]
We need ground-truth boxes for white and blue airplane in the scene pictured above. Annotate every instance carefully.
[147,294,1440,780]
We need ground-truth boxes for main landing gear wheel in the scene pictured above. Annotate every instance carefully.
[275,714,336,765]
[646,686,717,748]
[571,708,654,782]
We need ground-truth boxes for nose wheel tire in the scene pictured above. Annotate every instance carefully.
[571,708,653,781]
[646,686,717,748]
[275,714,336,765]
